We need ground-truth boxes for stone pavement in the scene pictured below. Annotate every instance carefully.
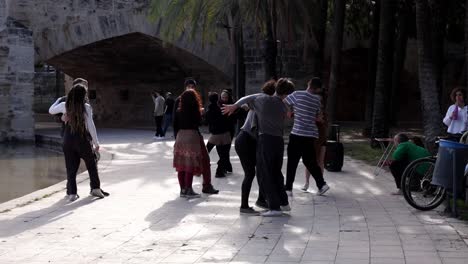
[0,128,468,264]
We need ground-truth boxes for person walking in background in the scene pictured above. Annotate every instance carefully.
[49,84,107,202]
[443,87,467,142]
[162,92,175,138]
[173,78,219,195]
[222,80,276,215]
[387,133,430,195]
[205,92,232,178]
[152,90,165,139]
[302,88,328,191]
[284,77,329,196]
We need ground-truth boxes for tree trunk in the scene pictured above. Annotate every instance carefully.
[431,0,448,109]
[313,0,329,79]
[415,0,443,153]
[363,0,381,137]
[326,0,345,123]
[371,0,396,140]
[466,0,468,89]
[237,27,246,99]
[389,0,410,125]
[264,0,277,80]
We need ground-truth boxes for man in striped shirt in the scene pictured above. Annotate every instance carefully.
[284,78,330,196]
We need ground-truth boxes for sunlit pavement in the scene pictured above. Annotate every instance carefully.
[0,128,467,264]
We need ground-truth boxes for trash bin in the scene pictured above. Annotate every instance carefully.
[432,140,468,192]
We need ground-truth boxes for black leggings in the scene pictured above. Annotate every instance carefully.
[235,131,266,208]
[63,127,100,195]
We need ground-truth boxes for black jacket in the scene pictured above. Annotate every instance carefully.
[205,103,230,135]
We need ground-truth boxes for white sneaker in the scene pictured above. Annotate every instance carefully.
[301,183,309,191]
[286,190,293,197]
[317,184,330,195]
[280,205,291,212]
[391,189,402,195]
[90,188,105,198]
[68,194,79,202]
[261,210,283,217]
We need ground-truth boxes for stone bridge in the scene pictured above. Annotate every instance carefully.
[0,0,233,141]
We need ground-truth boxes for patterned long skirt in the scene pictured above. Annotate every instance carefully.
[173,129,210,176]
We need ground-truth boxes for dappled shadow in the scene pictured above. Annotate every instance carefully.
[0,196,100,238]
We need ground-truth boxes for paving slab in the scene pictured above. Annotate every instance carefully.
[0,128,467,263]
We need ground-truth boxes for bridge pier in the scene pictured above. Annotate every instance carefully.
[0,16,35,142]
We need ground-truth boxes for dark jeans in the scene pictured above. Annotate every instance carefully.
[389,159,409,189]
[286,134,326,190]
[235,131,266,208]
[154,115,163,137]
[63,127,100,195]
[162,114,173,137]
[257,134,288,210]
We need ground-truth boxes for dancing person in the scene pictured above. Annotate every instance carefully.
[284,77,329,196]
[173,78,219,194]
[443,87,467,142]
[302,88,327,191]
[224,78,294,216]
[205,92,231,178]
[173,89,210,198]
[49,84,107,202]
[223,80,276,215]
[151,90,165,139]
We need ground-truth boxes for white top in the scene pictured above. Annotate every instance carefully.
[49,98,100,146]
[443,104,468,134]
[152,95,165,116]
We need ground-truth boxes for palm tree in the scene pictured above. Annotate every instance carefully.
[364,0,381,137]
[371,0,396,140]
[313,0,329,78]
[389,0,411,124]
[326,0,346,124]
[415,0,443,152]
[149,0,246,97]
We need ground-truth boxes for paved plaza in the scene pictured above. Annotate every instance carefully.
[0,129,468,264]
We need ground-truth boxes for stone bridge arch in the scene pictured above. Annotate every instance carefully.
[1,0,233,139]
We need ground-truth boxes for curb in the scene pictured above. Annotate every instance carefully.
[0,135,114,214]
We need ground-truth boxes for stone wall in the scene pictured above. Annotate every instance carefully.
[0,15,35,142]
[33,67,64,113]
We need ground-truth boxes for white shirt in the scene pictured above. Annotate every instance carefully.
[443,104,468,134]
[49,98,100,146]
[152,95,165,116]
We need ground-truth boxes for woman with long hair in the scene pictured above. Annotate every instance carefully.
[49,84,106,202]
[173,89,210,198]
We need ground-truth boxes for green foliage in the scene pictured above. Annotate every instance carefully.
[149,0,237,45]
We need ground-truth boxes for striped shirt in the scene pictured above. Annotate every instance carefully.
[284,90,320,138]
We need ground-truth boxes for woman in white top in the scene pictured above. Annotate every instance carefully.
[49,84,106,201]
[443,87,467,142]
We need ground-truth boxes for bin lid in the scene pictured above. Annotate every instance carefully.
[439,139,468,149]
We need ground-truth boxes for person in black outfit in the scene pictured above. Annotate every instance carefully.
[219,90,235,173]
[205,92,232,178]
[162,92,175,137]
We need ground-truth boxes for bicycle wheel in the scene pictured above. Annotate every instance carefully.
[401,157,446,211]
